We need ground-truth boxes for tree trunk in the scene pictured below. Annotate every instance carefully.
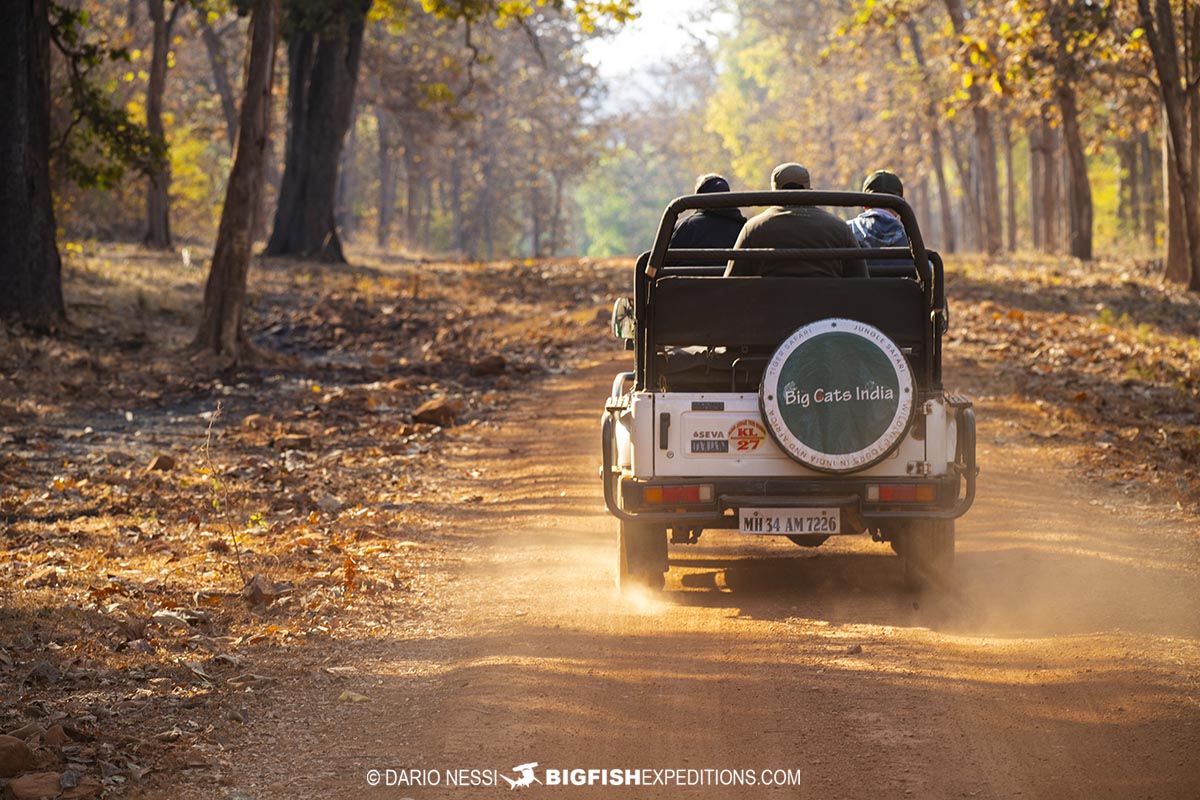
[930,125,956,253]
[0,0,65,330]
[911,177,929,242]
[144,0,179,250]
[947,129,981,251]
[1057,82,1093,260]
[450,158,463,254]
[550,171,564,256]
[905,20,955,253]
[528,178,541,258]
[481,150,495,261]
[1163,113,1189,283]
[192,0,279,363]
[943,0,1002,255]
[254,112,276,243]
[1118,136,1138,233]
[1041,110,1062,253]
[970,107,1002,255]
[1059,128,1072,252]
[265,0,368,262]
[1001,112,1017,252]
[1029,116,1045,251]
[335,100,359,239]
[198,11,239,150]
[424,178,439,253]
[1139,129,1158,244]
[374,106,393,249]
[402,129,419,251]
[1140,0,1200,289]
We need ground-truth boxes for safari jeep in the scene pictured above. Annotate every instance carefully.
[601,190,977,592]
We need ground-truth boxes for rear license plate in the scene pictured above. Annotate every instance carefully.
[739,507,840,535]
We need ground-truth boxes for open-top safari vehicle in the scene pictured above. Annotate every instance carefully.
[601,190,977,592]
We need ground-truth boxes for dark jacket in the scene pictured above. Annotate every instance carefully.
[847,208,907,247]
[670,208,746,249]
[725,205,868,278]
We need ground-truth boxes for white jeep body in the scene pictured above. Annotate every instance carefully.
[601,189,977,590]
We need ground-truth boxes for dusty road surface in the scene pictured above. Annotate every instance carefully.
[219,356,1200,800]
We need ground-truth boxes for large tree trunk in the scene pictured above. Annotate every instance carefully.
[1057,83,1093,260]
[972,105,1003,255]
[198,10,239,150]
[0,0,65,330]
[1039,109,1062,253]
[265,0,368,262]
[193,0,279,363]
[144,0,180,250]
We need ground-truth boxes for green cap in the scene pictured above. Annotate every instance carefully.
[862,170,903,197]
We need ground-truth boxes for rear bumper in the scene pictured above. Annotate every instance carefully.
[601,405,977,527]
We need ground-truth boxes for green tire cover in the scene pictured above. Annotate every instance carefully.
[759,319,915,473]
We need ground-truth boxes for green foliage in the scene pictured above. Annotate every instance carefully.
[49,2,167,190]
[575,143,681,257]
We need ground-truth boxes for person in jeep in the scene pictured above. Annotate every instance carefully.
[847,169,908,248]
[724,163,868,278]
[669,173,746,248]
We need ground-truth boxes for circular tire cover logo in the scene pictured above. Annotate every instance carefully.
[759,319,915,473]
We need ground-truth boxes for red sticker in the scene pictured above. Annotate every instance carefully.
[728,419,767,452]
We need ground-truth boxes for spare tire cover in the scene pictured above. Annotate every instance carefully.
[759,318,915,473]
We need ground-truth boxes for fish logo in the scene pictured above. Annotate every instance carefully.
[500,762,542,790]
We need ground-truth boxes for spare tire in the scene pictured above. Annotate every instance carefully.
[759,318,915,473]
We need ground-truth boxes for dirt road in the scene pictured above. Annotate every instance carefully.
[219,356,1200,800]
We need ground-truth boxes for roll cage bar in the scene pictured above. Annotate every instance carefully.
[647,190,931,304]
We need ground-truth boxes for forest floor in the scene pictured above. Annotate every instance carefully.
[0,246,1197,799]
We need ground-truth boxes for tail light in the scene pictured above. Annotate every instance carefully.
[643,484,714,504]
[867,484,937,503]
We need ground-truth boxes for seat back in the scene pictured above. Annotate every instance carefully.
[650,276,925,350]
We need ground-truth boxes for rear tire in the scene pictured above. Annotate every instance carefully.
[618,520,667,592]
[786,534,829,548]
[899,519,954,591]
